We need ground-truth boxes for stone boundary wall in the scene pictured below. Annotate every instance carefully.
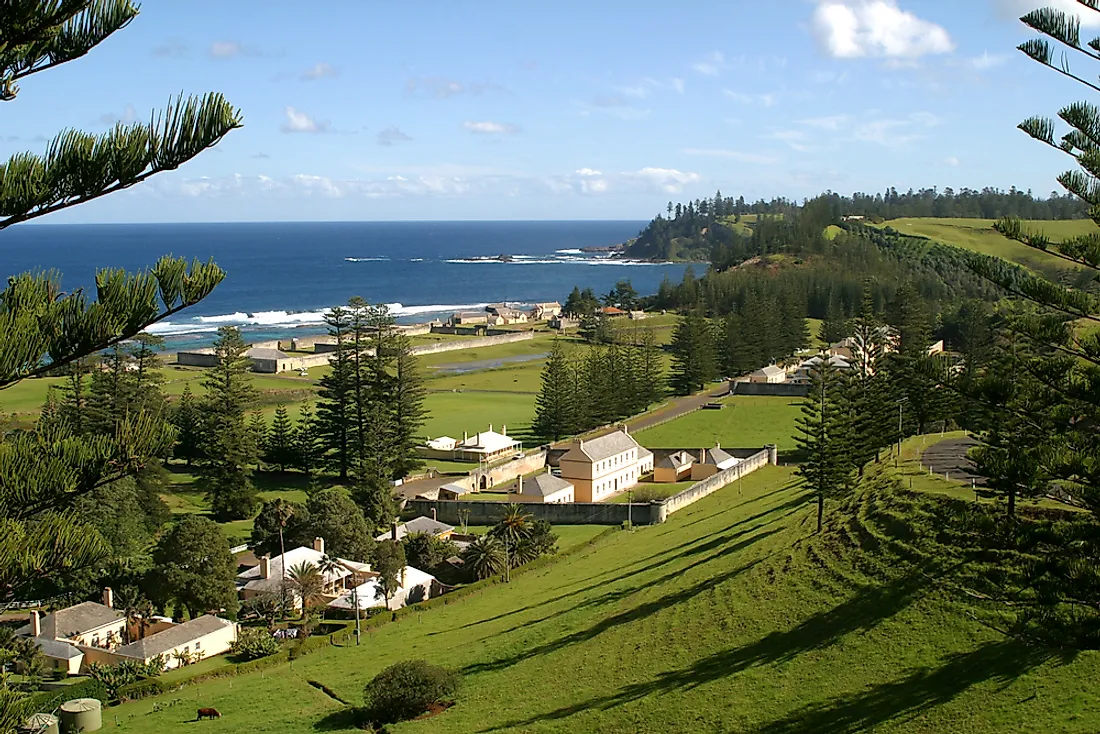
[407,497,660,526]
[729,381,809,398]
[656,446,775,519]
[430,325,519,336]
[410,330,534,357]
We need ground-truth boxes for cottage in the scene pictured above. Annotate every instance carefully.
[236,537,371,607]
[486,304,529,324]
[533,301,563,320]
[690,446,740,480]
[601,306,627,317]
[628,310,648,321]
[452,311,489,326]
[329,566,438,612]
[748,364,786,384]
[110,615,237,670]
[509,471,575,504]
[421,425,522,463]
[789,354,852,385]
[376,516,456,542]
[559,429,645,502]
[549,315,580,331]
[246,347,299,374]
[654,450,695,483]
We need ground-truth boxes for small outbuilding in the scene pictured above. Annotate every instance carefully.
[654,450,696,483]
[508,471,575,504]
[690,446,740,480]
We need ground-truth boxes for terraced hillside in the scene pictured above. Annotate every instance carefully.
[111,464,1100,733]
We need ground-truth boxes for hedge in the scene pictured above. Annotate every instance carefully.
[23,678,110,712]
[117,679,167,701]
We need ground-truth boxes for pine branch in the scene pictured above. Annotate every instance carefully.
[994,216,1100,270]
[0,92,242,227]
[1017,39,1100,94]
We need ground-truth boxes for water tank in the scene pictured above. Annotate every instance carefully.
[58,698,101,733]
[22,712,59,734]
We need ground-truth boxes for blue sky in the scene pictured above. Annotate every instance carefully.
[10,0,1096,222]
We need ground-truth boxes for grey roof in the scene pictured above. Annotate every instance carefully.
[563,430,640,463]
[377,515,455,541]
[519,473,574,497]
[113,615,234,660]
[656,450,695,469]
[32,636,83,660]
[755,365,786,377]
[638,447,653,459]
[247,347,290,360]
[701,447,735,466]
[46,602,123,639]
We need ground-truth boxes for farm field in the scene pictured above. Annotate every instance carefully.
[634,395,802,455]
[872,217,1097,275]
[110,463,1100,733]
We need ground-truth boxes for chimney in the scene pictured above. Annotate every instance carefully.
[400,567,407,588]
[716,441,721,449]
[259,555,271,580]
[502,424,507,436]
[517,476,523,495]
[102,587,113,609]
[489,423,493,433]
[700,449,706,463]
[29,610,40,638]
[391,519,399,542]
[313,537,325,555]
[464,431,468,442]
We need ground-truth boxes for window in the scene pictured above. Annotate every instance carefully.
[195,641,202,650]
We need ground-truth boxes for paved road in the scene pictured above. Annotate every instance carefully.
[920,436,986,486]
[624,384,732,433]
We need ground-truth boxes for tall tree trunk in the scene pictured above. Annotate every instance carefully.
[817,493,824,533]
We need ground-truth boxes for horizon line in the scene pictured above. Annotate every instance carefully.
[19,217,652,227]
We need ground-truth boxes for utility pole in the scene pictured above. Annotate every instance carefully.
[895,397,907,466]
[352,585,361,645]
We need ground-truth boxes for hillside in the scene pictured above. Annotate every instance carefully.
[113,465,1100,733]
[870,217,1099,277]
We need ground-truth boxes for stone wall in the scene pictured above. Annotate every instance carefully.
[658,446,773,518]
[469,450,550,490]
[407,497,660,526]
[176,351,218,367]
[729,381,809,397]
[410,330,534,357]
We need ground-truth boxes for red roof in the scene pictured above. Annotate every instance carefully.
[601,306,625,315]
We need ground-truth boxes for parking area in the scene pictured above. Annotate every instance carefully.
[920,436,986,486]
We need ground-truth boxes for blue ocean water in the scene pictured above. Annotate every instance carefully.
[2,221,693,349]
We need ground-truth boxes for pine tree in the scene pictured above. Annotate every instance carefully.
[820,301,848,345]
[199,326,260,521]
[533,340,577,440]
[795,359,852,533]
[584,345,614,427]
[390,333,428,479]
[171,385,203,467]
[294,403,324,476]
[315,306,354,481]
[841,289,892,473]
[265,405,296,472]
[669,311,718,395]
[248,411,267,464]
[637,326,665,408]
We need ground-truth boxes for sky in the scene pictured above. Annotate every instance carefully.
[9,0,1098,223]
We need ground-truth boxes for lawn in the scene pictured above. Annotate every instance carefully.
[111,463,1100,733]
[604,479,696,503]
[421,391,536,444]
[426,362,543,394]
[872,217,1097,276]
[634,395,802,455]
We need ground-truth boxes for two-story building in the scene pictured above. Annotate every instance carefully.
[559,429,646,502]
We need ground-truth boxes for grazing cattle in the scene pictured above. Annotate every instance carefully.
[197,708,222,720]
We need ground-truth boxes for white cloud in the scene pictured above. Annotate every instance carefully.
[811,1,954,59]
[995,0,1100,28]
[964,51,1008,70]
[99,104,137,125]
[943,156,960,166]
[681,148,781,165]
[623,167,701,194]
[463,120,519,135]
[723,89,777,107]
[575,168,603,176]
[376,126,412,146]
[692,51,727,76]
[209,41,241,58]
[281,106,329,133]
[766,131,815,152]
[301,62,337,81]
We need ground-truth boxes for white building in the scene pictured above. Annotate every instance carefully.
[328,566,438,612]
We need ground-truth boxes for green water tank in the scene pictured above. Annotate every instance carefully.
[22,712,59,734]
[58,698,101,733]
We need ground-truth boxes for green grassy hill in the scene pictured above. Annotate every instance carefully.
[111,464,1100,733]
[871,217,1098,275]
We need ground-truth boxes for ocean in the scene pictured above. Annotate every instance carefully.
[2,221,693,349]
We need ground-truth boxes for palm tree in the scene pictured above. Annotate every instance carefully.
[489,505,533,581]
[317,553,358,641]
[461,535,506,581]
[287,561,324,617]
[117,588,154,643]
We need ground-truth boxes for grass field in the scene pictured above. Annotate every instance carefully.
[110,463,1100,733]
[872,217,1098,275]
[635,395,802,455]
[604,479,696,503]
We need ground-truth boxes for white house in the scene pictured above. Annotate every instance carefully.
[419,425,521,463]
[236,537,372,607]
[748,365,786,383]
[328,566,439,612]
[789,354,852,385]
[690,446,740,480]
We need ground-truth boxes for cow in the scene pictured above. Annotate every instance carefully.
[196,708,222,720]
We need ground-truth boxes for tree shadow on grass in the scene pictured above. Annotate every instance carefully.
[312,706,365,731]
[479,570,939,731]
[743,639,1071,734]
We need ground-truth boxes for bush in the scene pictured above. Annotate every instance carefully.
[117,679,167,701]
[362,660,460,724]
[230,626,280,661]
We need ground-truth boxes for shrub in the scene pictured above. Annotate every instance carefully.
[362,660,460,724]
[117,679,167,701]
[230,626,280,661]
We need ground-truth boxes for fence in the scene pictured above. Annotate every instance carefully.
[658,446,774,518]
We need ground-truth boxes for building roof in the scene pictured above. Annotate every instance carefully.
[656,450,696,469]
[246,347,290,360]
[237,545,357,593]
[754,365,786,378]
[328,567,437,611]
[113,615,235,660]
[701,447,738,468]
[801,354,851,370]
[32,636,83,660]
[454,311,487,320]
[561,430,640,463]
[601,306,625,315]
[638,447,653,459]
[518,473,574,498]
[457,429,520,454]
[535,301,561,309]
[425,436,457,451]
[41,602,124,639]
[376,515,455,542]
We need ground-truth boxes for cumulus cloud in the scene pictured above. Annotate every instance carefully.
[681,148,781,165]
[405,77,508,99]
[623,167,701,194]
[463,120,519,135]
[301,62,337,81]
[281,106,329,133]
[692,51,727,76]
[723,89,777,107]
[943,156,960,166]
[376,126,413,146]
[996,0,1100,28]
[811,0,954,59]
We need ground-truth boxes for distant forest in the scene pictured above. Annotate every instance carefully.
[626,187,1087,262]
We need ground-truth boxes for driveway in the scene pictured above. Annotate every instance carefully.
[920,436,986,486]
[625,384,731,433]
